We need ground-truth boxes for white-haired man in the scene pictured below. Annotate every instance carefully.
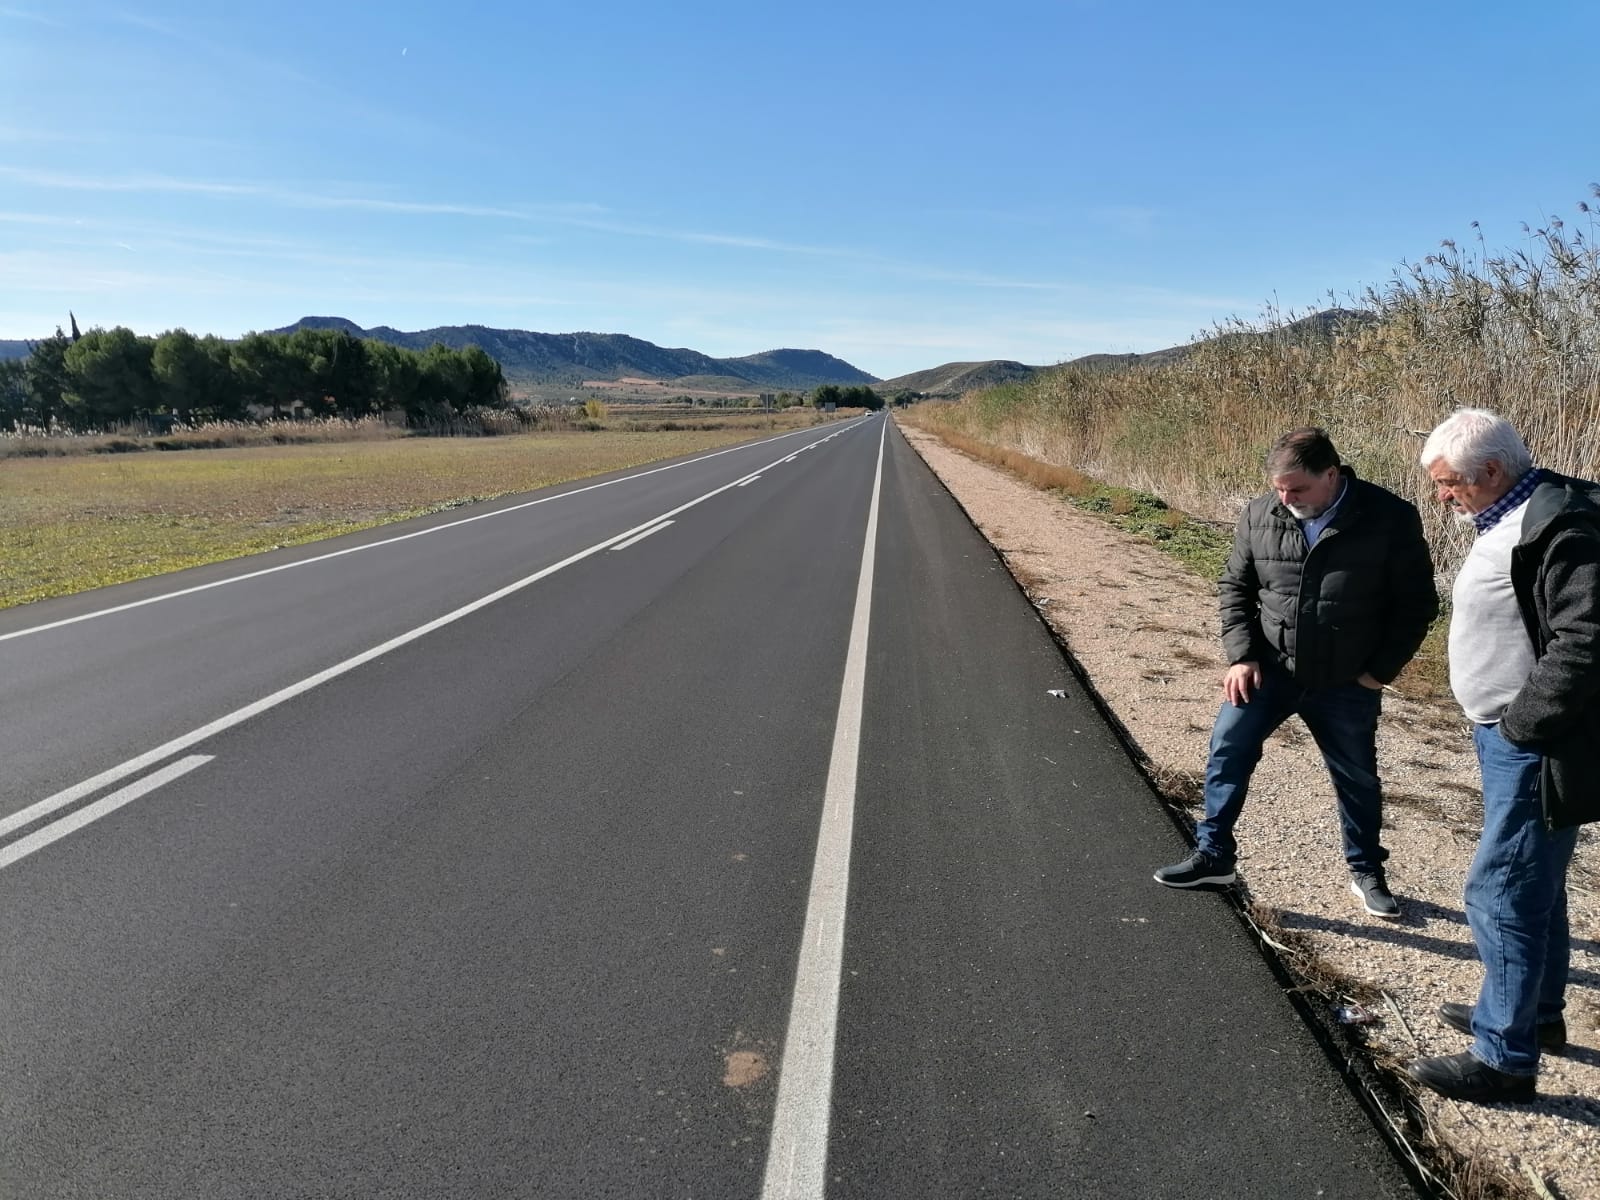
[1410,408,1600,1103]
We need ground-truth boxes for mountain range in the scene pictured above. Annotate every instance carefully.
[272,318,878,393]
[0,319,880,395]
[3,308,1373,399]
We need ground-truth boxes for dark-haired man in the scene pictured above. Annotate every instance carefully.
[1154,428,1438,918]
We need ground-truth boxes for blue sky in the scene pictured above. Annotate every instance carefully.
[3,1,1599,380]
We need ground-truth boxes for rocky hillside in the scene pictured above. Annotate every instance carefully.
[273,318,878,391]
[877,360,1038,397]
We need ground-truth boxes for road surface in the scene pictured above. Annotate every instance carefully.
[0,415,1417,1198]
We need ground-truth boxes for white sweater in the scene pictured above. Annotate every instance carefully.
[1449,500,1536,724]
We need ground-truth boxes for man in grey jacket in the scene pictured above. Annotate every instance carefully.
[1154,428,1438,918]
[1408,409,1600,1103]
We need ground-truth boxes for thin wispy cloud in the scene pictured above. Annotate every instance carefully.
[873,262,1070,292]
[554,214,1086,292]
[108,9,468,150]
[2,164,1099,297]
[550,214,852,258]
[1,167,262,198]
[0,6,63,26]
[0,211,92,228]
[111,11,335,105]
[0,125,82,144]
[0,167,601,221]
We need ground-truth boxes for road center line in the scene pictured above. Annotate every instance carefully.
[761,415,888,1200]
[609,520,674,551]
[0,426,864,844]
[0,419,866,645]
[0,756,214,871]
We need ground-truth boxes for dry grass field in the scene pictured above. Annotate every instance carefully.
[0,414,833,610]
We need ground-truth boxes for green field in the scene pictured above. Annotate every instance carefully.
[0,420,821,610]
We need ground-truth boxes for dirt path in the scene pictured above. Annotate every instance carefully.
[898,421,1600,1199]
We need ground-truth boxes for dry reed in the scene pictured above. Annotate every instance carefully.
[920,188,1600,581]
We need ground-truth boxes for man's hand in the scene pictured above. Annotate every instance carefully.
[1356,672,1384,691]
[1223,662,1262,706]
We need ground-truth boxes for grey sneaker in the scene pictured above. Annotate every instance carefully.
[1350,871,1400,919]
[1154,851,1236,888]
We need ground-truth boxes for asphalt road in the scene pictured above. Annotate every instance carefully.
[0,415,1418,1198]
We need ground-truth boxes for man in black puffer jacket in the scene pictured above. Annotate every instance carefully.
[1154,428,1438,919]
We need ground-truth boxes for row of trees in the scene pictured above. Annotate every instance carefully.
[0,326,509,432]
[810,384,885,410]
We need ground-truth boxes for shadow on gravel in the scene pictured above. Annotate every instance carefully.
[1378,901,1600,958]
[1527,1095,1600,1125]
[1559,1047,1600,1069]
[1277,909,1600,991]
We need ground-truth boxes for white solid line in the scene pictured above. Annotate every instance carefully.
[0,756,213,871]
[760,415,888,1200]
[0,427,863,841]
[0,420,868,645]
[737,477,761,487]
[609,520,674,551]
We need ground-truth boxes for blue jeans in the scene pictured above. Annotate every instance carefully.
[1195,663,1387,873]
[1465,722,1579,1075]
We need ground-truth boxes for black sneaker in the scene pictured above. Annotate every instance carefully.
[1349,871,1400,919]
[1153,851,1236,888]
[1438,1002,1567,1053]
[1408,1051,1534,1103]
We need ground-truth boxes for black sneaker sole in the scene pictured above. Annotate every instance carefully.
[1153,870,1236,888]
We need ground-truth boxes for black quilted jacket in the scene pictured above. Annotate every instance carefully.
[1218,467,1438,688]
[1497,472,1600,828]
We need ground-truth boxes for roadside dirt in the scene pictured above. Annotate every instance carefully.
[899,421,1600,1199]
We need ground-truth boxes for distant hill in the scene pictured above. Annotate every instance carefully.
[877,360,1038,397]
[272,318,878,392]
[1062,308,1376,374]
[0,340,31,360]
[883,309,1378,399]
[719,348,880,390]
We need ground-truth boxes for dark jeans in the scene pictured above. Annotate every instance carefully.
[1465,722,1579,1075]
[1195,662,1387,873]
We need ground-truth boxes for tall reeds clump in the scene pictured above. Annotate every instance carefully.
[917,189,1600,572]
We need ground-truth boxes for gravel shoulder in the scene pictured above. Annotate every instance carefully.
[899,421,1600,1199]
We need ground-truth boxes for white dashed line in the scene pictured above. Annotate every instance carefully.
[609,520,674,551]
